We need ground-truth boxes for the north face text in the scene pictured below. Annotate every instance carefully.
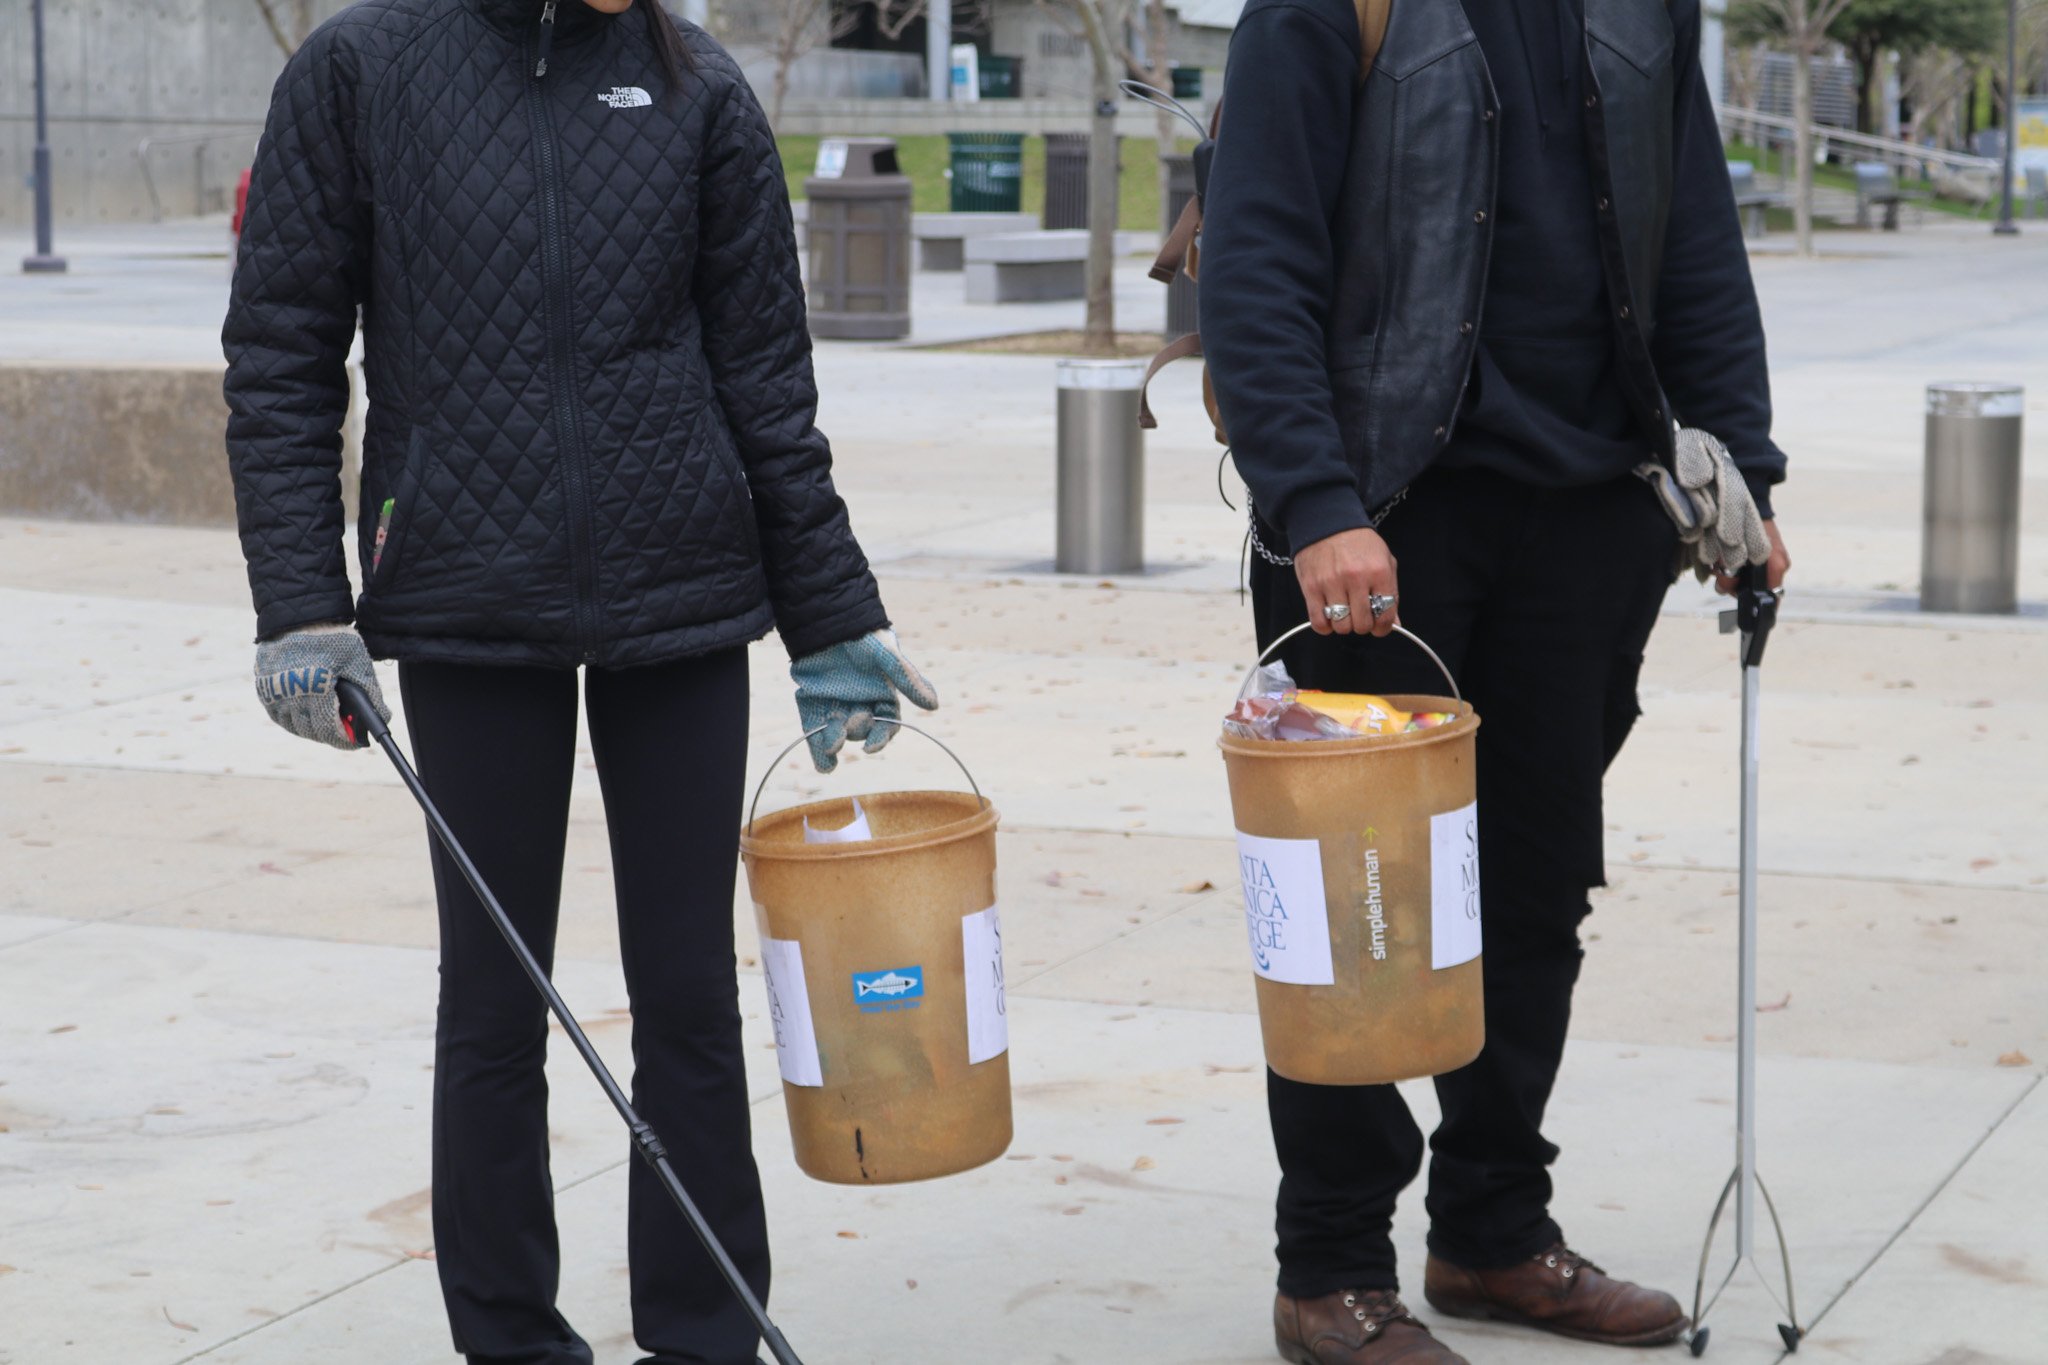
[599,86,653,109]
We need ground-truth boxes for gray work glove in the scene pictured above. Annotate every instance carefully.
[1638,427,1772,583]
[790,629,940,773]
[253,623,390,750]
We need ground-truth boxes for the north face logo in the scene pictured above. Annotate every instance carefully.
[599,86,652,109]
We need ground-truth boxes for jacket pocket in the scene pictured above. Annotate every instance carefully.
[365,427,429,595]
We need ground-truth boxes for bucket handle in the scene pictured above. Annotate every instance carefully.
[1242,620,1463,704]
[747,720,988,837]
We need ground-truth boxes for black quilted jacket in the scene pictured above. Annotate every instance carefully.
[224,0,888,666]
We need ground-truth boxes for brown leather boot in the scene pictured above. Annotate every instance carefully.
[1422,1243,1687,1346]
[1273,1289,1470,1363]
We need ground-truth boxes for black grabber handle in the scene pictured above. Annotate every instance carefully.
[335,680,806,1365]
[1734,564,1780,669]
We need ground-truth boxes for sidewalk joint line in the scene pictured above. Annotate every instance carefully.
[1775,1070,2042,1358]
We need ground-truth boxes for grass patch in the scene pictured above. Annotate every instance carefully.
[921,329,1166,358]
[777,134,1190,232]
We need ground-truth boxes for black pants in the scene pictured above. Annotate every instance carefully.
[1250,467,1676,1297]
[400,651,767,1365]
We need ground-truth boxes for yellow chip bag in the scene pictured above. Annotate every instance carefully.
[1290,691,1411,736]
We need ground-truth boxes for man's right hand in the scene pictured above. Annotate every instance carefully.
[1293,526,1400,637]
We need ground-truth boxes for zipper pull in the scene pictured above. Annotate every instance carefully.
[535,0,557,78]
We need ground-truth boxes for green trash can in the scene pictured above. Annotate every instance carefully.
[979,55,1023,99]
[1171,65,1204,100]
[948,132,1025,213]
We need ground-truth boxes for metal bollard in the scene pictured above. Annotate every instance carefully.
[1922,383,2024,614]
[1055,359,1146,575]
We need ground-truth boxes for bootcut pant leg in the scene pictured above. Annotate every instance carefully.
[583,650,770,1365]
[400,660,591,1365]
[1422,474,1677,1268]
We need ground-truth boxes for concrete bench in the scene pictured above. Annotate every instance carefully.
[912,212,1037,272]
[1728,161,1785,239]
[964,230,1088,303]
[1854,162,1924,231]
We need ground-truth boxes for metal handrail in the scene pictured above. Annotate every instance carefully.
[1713,104,2000,179]
[135,128,261,222]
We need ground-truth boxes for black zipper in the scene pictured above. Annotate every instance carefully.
[525,5,601,664]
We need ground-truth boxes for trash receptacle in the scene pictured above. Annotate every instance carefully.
[1162,151,1198,343]
[805,137,913,341]
[1219,626,1485,1086]
[948,132,1024,213]
[1055,358,1145,575]
[1922,382,2024,614]
[1044,132,1117,230]
[978,54,1023,99]
[1171,65,1203,100]
[741,731,1011,1185]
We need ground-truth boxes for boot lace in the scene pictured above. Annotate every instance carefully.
[1536,1243,1604,1285]
[1339,1289,1418,1337]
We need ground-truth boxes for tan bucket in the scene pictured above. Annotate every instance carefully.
[1220,624,1485,1086]
[739,726,1011,1184]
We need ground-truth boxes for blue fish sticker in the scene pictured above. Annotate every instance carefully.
[851,966,924,1012]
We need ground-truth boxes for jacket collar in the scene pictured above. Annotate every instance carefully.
[470,0,610,45]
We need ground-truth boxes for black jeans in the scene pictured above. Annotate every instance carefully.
[1250,467,1676,1296]
[400,651,767,1365]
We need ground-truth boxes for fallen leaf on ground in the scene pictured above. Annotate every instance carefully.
[1756,993,1792,1013]
[1179,880,1216,894]
[0,1264,15,1275]
[49,1025,76,1035]
[257,862,291,875]
[1062,1206,1086,1216]
[1970,858,1997,871]
[1204,1064,1253,1076]
[403,1248,436,1260]
[1145,1117,1184,1126]
[1996,1051,2031,1068]
[1132,1156,1156,1172]
[836,1230,860,1239]
[905,1279,918,1290]
[163,1307,197,1332]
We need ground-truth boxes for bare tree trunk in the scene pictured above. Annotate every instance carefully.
[251,0,299,57]
[1145,0,1174,230]
[772,57,793,133]
[1792,41,1817,255]
[1069,0,1122,353]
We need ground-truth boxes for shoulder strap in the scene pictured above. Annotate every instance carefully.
[1355,0,1391,80]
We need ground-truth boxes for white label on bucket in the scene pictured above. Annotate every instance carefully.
[802,798,872,844]
[1236,833,1334,986]
[759,936,824,1087]
[961,904,1009,1064]
[1430,802,1483,970]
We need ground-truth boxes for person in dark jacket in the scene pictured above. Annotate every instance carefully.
[223,1,934,1361]
[1200,0,1792,1360]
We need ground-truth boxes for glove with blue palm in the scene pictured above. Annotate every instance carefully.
[790,629,940,773]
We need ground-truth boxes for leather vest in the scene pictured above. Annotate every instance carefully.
[1328,0,1678,518]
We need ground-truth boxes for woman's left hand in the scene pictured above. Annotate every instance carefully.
[790,629,941,773]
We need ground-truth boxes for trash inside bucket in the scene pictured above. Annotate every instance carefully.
[1220,624,1486,1085]
[741,730,1011,1184]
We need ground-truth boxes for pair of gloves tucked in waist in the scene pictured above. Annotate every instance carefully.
[252,625,936,774]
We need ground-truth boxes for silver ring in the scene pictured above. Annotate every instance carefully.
[1322,603,1351,622]
[1369,594,1398,617]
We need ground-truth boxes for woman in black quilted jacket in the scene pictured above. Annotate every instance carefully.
[223,2,934,1361]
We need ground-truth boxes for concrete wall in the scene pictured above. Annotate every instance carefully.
[0,360,363,527]
[773,96,1212,138]
[0,0,350,228]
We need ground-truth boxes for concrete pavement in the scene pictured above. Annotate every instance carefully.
[2,214,2046,1364]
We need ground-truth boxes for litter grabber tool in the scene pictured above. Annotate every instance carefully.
[335,680,806,1365]
[741,722,1011,1186]
[1686,566,1801,1358]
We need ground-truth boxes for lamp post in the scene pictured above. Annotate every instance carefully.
[22,0,68,273]
[1994,0,2020,236]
